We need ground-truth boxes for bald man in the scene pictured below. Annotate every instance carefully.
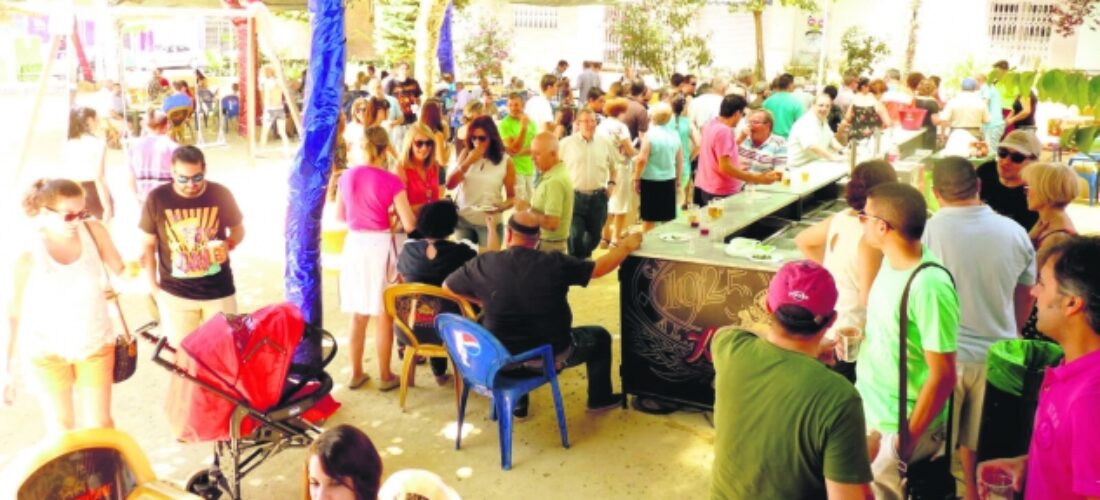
[444,213,642,417]
[527,132,574,253]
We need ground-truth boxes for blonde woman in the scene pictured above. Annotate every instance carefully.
[4,179,124,433]
[397,123,444,215]
[633,102,683,231]
[1020,162,1079,341]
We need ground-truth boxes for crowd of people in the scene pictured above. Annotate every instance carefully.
[3,55,1098,500]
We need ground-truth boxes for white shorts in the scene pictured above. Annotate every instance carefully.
[339,231,398,316]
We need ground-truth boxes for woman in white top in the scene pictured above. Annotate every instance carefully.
[445,115,516,251]
[795,160,897,344]
[598,98,637,248]
[3,179,125,433]
[60,107,113,222]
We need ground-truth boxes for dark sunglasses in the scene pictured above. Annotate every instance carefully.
[175,172,205,184]
[46,207,90,222]
[471,135,489,143]
[413,140,434,148]
[996,148,1030,163]
[857,210,894,230]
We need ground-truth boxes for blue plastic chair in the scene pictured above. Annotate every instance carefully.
[434,313,569,470]
[1067,153,1099,206]
[220,95,240,132]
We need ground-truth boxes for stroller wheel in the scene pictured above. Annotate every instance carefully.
[186,467,225,499]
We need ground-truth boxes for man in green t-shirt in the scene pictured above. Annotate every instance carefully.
[855,182,959,500]
[500,92,537,202]
[762,73,806,138]
[524,132,573,254]
[711,260,873,500]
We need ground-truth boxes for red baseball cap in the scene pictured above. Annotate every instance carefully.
[766,260,838,319]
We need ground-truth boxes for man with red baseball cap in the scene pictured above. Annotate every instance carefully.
[711,260,873,499]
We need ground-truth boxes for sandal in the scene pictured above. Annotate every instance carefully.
[377,377,400,392]
[631,396,680,415]
[347,373,371,390]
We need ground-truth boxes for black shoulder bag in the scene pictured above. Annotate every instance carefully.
[897,262,956,500]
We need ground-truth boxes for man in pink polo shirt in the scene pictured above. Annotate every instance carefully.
[978,236,1100,500]
[694,94,780,205]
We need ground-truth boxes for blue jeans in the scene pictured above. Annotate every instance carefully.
[512,326,615,411]
[568,190,608,259]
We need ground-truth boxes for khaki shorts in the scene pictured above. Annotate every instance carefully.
[158,290,238,347]
[27,343,114,393]
[953,360,987,450]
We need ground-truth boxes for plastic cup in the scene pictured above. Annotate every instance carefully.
[836,327,863,362]
[207,239,227,263]
[687,204,700,228]
[780,170,791,187]
[800,169,810,183]
[981,469,1015,500]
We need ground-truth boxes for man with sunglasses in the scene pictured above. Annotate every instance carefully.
[140,145,244,347]
[977,129,1041,230]
[856,182,959,500]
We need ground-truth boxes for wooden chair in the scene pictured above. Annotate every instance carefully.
[383,283,477,411]
[166,106,195,145]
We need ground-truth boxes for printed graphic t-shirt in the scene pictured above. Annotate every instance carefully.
[140,182,243,300]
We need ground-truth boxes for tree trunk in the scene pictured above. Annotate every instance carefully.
[903,0,920,75]
[414,0,448,96]
[753,9,765,81]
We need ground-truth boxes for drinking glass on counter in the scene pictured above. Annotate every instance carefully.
[686,204,700,228]
[707,200,724,221]
[800,168,810,184]
[780,168,791,188]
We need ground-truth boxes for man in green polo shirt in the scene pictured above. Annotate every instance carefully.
[526,132,573,254]
[763,73,806,138]
[500,92,537,201]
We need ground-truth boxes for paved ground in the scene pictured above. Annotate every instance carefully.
[2,88,1098,498]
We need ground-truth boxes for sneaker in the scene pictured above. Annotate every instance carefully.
[587,393,625,413]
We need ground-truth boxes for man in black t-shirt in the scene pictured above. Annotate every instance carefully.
[140,145,245,346]
[444,211,641,415]
[978,130,1040,230]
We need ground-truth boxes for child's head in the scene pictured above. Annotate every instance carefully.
[306,425,382,500]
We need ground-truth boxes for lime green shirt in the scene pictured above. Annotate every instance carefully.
[531,163,573,242]
[855,247,959,433]
[712,329,873,499]
[499,115,536,176]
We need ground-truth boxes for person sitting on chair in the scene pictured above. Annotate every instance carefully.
[443,211,641,417]
[162,81,193,114]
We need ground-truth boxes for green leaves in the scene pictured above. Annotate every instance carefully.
[1075,126,1099,154]
[1090,75,1100,104]
[997,71,1019,104]
[1038,69,1066,104]
[611,0,710,80]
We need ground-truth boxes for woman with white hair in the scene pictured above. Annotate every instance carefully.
[633,102,683,231]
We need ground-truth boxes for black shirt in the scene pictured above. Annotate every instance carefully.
[444,247,595,354]
[397,239,477,286]
[913,97,940,150]
[139,182,243,300]
[977,160,1038,230]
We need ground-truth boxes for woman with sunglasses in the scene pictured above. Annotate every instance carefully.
[397,123,443,216]
[446,115,516,250]
[1019,162,1079,341]
[59,107,113,223]
[336,126,416,390]
[4,179,125,434]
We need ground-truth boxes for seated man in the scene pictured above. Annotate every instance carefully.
[788,94,844,167]
[162,81,193,113]
[711,260,873,499]
[444,211,642,416]
[737,109,788,174]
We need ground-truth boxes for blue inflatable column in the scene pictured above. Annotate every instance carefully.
[437,0,455,76]
[285,0,345,326]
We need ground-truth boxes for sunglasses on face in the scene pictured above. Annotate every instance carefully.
[997,148,1030,163]
[471,135,489,143]
[414,140,434,149]
[857,210,894,230]
[46,207,90,222]
[175,172,205,184]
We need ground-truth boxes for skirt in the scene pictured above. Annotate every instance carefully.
[608,162,634,215]
[339,231,397,316]
[639,178,676,222]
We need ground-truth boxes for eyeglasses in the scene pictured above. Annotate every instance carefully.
[471,135,489,143]
[413,140,434,149]
[174,172,205,184]
[857,210,894,229]
[45,207,90,222]
[997,148,1030,163]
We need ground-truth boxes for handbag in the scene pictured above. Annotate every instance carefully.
[897,262,956,500]
[83,222,138,383]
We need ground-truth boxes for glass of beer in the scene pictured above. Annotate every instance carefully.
[800,169,811,183]
[707,200,724,221]
[687,204,700,228]
[780,169,791,187]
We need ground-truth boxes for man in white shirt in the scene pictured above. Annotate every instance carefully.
[787,94,843,166]
[690,77,726,130]
[921,156,1036,500]
[525,74,557,134]
[560,108,618,259]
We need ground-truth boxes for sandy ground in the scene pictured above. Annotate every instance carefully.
[2,86,1098,499]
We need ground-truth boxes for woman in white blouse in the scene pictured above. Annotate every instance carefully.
[445,115,516,251]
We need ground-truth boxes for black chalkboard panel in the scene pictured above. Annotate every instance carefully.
[619,256,776,410]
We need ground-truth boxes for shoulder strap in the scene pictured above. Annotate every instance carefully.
[897,261,955,483]
[82,221,131,340]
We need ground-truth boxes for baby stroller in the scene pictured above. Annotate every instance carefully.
[140,302,338,499]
